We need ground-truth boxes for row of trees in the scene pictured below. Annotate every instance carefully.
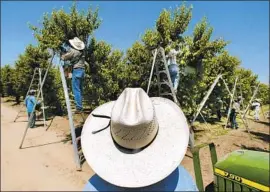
[1,3,269,118]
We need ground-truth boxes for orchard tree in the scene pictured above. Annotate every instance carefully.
[257,83,269,105]
[83,38,127,109]
[142,3,193,50]
[29,3,101,54]
[235,68,259,106]
[30,3,110,111]
[1,65,17,98]
[13,45,51,101]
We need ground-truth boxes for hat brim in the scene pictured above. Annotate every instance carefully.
[81,97,189,188]
[69,39,85,50]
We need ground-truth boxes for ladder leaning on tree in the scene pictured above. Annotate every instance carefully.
[18,51,84,171]
[14,67,47,127]
[146,46,196,148]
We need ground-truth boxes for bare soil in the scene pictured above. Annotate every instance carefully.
[1,98,269,191]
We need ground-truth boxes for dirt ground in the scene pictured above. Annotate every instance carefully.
[1,98,269,191]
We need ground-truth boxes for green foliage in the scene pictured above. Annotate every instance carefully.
[13,45,51,100]
[143,3,192,50]
[156,9,172,46]
[1,65,17,98]
[257,83,269,105]
[29,2,101,54]
[2,2,267,122]
[170,4,192,41]
[185,17,228,70]
[235,68,259,106]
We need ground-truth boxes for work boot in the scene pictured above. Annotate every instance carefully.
[74,108,84,114]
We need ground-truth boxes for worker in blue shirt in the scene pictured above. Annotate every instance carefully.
[83,165,198,191]
[25,90,38,128]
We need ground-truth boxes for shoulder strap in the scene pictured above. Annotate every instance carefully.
[28,96,35,105]
[70,50,83,65]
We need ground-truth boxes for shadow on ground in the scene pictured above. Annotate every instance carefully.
[244,130,270,143]
[233,143,269,153]
[21,140,65,149]
[63,124,83,144]
[205,182,214,192]
[194,116,220,125]
[256,120,270,127]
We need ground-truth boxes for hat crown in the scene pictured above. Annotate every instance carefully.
[69,37,85,50]
[111,88,158,149]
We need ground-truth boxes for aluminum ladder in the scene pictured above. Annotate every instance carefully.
[14,67,47,127]
[58,60,85,171]
[146,47,196,147]
[147,47,179,104]
[19,54,83,171]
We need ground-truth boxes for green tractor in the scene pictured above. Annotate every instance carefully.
[191,143,269,191]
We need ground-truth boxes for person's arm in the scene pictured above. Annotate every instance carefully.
[175,50,181,55]
[25,97,28,106]
[31,97,37,105]
[61,49,74,61]
[236,103,241,113]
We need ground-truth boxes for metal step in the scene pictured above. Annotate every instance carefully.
[160,92,173,97]
[158,70,167,75]
[159,81,170,87]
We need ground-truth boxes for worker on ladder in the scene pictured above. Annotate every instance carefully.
[25,90,39,128]
[61,37,86,114]
[251,99,261,121]
[229,97,241,129]
[216,97,223,121]
[166,44,181,93]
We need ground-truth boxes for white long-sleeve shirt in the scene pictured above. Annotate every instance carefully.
[252,102,261,111]
[167,49,180,66]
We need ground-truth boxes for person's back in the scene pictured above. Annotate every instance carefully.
[25,91,37,128]
[62,47,85,69]
[25,95,36,113]
[232,101,240,113]
[61,37,86,112]
[167,49,179,66]
[217,99,223,109]
[166,46,181,92]
[83,166,198,191]
[252,102,260,111]
[252,101,261,121]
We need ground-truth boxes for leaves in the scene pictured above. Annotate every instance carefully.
[2,2,267,119]
[30,3,101,54]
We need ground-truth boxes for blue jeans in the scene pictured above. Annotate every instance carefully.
[169,64,180,91]
[28,112,36,128]
[72,68,85,111]
[229,109,238,129]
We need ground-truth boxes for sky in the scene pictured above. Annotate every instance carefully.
[1,1,269,83]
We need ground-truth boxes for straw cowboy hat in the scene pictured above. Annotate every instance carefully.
[29,90,36,95]
[81,88,189,188]
[69,37,85,51]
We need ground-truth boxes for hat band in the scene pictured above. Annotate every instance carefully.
[110,127,159,154]
[91,113,159,152]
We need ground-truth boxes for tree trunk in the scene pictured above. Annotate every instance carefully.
[15,95,20,104]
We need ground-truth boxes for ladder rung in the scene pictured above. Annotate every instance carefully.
[160,93,173,96]
[158,70,167,75]
[159,81,170,87]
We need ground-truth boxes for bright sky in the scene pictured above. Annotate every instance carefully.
[1,1,269,83]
